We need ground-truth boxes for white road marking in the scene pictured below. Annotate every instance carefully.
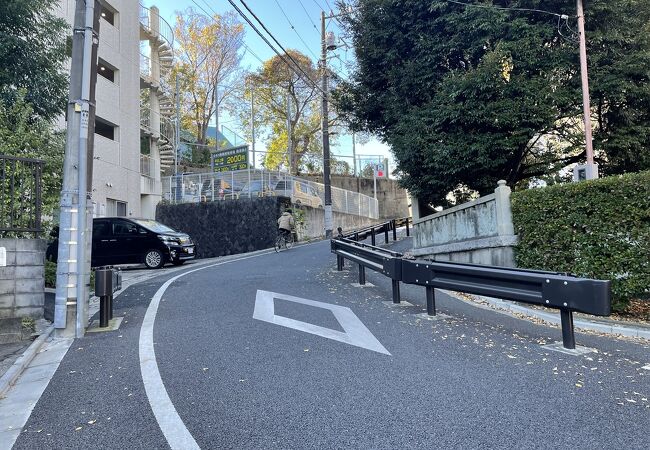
[253,290,391,355]
[642,364,650,371]
[139,251,275,450]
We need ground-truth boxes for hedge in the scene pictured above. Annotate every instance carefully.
[511,171,650,311]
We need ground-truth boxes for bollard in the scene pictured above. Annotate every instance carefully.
[371,228,376,246]
[426,286,436,316]
[560,309,576,349]
[95,267,114,328]
[358,265,366,285]
[392,220,397,241]
[406,218,410,237]
[392,280,401,304]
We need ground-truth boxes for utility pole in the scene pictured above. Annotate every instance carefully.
[575,0,598,179]
[211,82,219,171]
[54,0,101,338]
[287,95,293,175]
[321,11,333,238]
[250,85,256,169]
[352,132,357,177]
[175,74,180,177]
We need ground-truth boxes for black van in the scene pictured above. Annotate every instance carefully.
[47,218,195,269]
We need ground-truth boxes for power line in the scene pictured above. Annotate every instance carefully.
[192,0,266,65]
[231,0,325,97]
[442,0,569,18]
[272,0,320,60]
[297,0,320,34]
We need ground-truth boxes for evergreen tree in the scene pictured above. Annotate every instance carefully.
[0,0,68,120]
[336,0,650,205]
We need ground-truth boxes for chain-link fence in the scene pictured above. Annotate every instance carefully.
[161,169,379,219]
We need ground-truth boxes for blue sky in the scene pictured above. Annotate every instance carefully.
[142,0,394,174]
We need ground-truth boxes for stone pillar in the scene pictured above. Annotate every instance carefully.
[494,180,515,236]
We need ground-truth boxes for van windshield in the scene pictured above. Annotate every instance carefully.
[133,219,176,233]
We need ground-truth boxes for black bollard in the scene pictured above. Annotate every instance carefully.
[426,286,436,316]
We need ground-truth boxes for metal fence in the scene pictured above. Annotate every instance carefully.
[0,155,43,234]
[162,169,379,219]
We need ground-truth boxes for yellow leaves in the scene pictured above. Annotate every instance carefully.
[501,57,513,82]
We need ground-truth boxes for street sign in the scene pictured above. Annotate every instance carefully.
[213,144,249,173]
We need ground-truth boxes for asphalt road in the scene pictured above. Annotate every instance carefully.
[13,237,650,449]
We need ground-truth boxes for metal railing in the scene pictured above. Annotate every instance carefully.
[139,4,174,48]
[331,219,612,350]
[140,53,151,82]
[0,155,43,234]
[162,169,380,219]
[140,154,159,178]
[140,108,176,144]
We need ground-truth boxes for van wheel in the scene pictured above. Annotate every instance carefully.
[144,249,164,269]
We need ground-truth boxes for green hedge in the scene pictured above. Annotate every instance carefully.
[511,171,650,311]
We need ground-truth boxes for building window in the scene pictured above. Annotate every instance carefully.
[100,4,116,26]
[95,117,117,141]
[107,199,127,217]
[97,59,116,83]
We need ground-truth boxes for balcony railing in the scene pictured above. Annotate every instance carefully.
[139,4,174,48]
[140,154,159,178]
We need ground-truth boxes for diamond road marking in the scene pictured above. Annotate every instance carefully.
[253,290,390,355]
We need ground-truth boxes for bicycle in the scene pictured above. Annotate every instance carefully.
[274,230,294,252]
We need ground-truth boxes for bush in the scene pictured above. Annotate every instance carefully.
[45,260,57,288]
[511,171,650,311]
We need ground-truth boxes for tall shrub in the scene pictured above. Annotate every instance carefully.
[511,171,650,311]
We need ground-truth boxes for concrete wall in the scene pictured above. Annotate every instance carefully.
[412,181,518,267]
[156,197,381,259]
[0,239,45,343]
[304,175,409,220]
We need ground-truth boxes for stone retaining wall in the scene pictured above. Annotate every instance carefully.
[0,239,45,343]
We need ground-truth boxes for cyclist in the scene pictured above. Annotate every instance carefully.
[277,208,295,242]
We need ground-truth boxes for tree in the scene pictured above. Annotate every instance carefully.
[336,0,650,206]
[238,50,329,174]
[171,8,245,164]
[0,0,68,121]
[0,92,65,225]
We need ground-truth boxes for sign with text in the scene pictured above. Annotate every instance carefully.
[212,145,249,173]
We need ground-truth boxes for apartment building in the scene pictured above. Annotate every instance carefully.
[54,0,173,219]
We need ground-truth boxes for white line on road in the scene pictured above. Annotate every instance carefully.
[254,290,391,355]
[139,251,275,450]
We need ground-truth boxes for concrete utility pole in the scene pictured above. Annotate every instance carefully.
[321,11,333,238]
[250,85,256,169]
[211,83,219,171]
[576,0,598,179]
[54,0,101,338]
[175,74,180,176]
[287,95,293,174]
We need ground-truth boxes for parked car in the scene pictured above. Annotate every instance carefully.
[237,179,323,208]
[46,218,195,269]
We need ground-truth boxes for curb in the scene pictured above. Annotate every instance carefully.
[0,325,54,399]
[447,291,650,341]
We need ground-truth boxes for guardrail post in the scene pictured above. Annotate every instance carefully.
[560,309,576,349]
[358,265,366,285]
[406,218,410,236]
[384,226,389,244]
[337,255,344,271]
[371,228,376,246]
[354,232,359,241]
[392,280,401,304]
[426,286,436,316]
[392,220,397,241]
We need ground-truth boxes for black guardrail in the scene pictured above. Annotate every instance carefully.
[331,222,611,350]
[338,217,410,245]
